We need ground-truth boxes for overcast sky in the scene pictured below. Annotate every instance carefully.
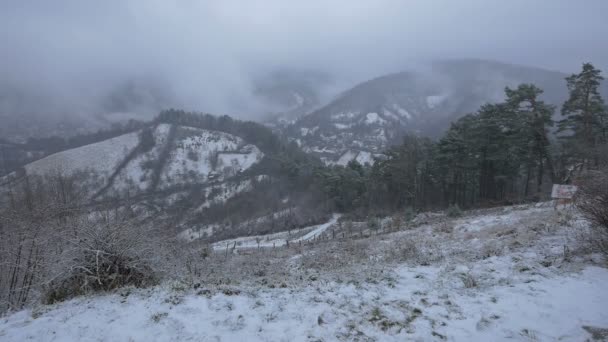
[1,0,607,119]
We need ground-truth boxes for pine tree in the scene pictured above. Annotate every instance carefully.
[437,114,479,207]
[558,63,607,168]
[505,84,555,197]
[472,103,522,202]
[370,135,439,210]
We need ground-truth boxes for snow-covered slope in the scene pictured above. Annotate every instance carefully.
[24,131,140,179]
[5,123,264,200]
[1,204,607,341]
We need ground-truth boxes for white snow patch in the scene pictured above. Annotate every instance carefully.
[355,151,373,165]
[333,123,352,130]
[363,112,386,125]
[335,150,375,166]
[392,104,412,119]
[336,150,358,166]
[331,112,357,120]
[426,94,447,109]
[382,108,402,122]
[311,146,337,154]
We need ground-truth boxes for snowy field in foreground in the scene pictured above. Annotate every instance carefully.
[1,204,607,341]
[1,265,606,341]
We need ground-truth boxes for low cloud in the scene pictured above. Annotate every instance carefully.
[0,0,607,124]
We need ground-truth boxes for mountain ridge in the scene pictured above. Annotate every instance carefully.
[285,59,608,165]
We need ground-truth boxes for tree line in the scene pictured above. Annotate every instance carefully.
[313,63,608,214]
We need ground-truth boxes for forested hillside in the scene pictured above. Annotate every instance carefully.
[312,63,608,214]
[286,59,608,165]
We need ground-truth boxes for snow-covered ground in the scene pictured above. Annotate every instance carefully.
[2,265,604,342]
[24,130,140,180]
[1,204,607,341]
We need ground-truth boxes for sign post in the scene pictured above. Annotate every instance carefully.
[551,184,578,209]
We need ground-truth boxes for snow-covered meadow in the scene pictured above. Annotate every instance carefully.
[1,203,607,341]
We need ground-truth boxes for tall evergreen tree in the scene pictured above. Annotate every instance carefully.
[472,103,522,202]
[373,135,438,210]
[558,63,607,168]
[437,114,479,207]
[505,84,555,196]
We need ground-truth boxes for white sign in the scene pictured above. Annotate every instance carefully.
[551,184,578,199]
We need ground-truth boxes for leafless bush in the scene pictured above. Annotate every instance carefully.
[0,211,52,312]
[0,173,89,312]
[480,241,503,259]
[299,239,371,270]
[44,212,169,304]
[0,173,174,311]
[575,169,608,256]
[433,222,454,234]
[172,243,211,285]
[388,236,443,265]
[388,238,420,262]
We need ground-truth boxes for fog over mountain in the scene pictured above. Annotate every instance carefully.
[1,0,608,139]
[3,3,608,338]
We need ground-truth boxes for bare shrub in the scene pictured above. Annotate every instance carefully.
[299,239,372,270]
[480,241,503,259]
[0,173,90,311]
[0,173,174,311]
[388,238,420,262]
[175,244,211,284]
[44,211,168,304]
[574,169,608,256]
[433,222,454,234]
[389,237,443,265]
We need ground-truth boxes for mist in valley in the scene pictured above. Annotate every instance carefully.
[1,0,607,139]
[2,2,608,341]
